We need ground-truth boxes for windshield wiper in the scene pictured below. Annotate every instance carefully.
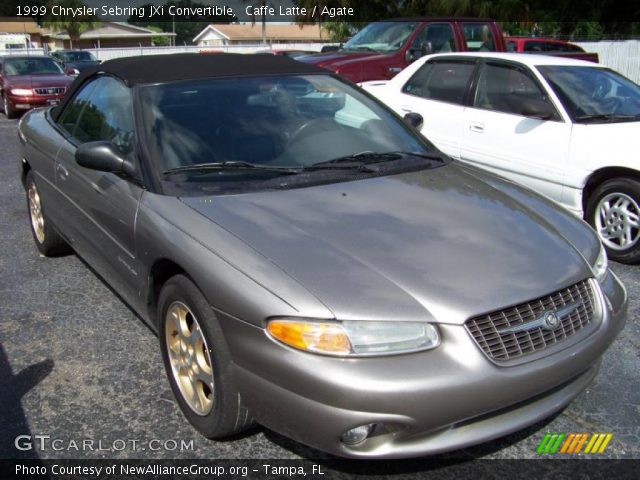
[308,151,445,170]
[343,46,379,53]
[163,161,301,176]
[574,113,640,123]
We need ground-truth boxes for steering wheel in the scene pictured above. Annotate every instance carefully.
[288,118,339,145]
[591,79,611,101]
[601,96,623,114]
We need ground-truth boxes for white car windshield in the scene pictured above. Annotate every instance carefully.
[539,66,640,122]
[342,22,417,53]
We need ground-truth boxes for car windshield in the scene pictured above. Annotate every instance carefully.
[59,51,97,62]
[139,74,442,193]
[4,57,64,75]
[342,22,417,53]
[538,65,640,122]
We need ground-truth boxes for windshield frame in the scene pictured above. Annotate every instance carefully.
[537,65,640,123]
[342,21,418,54]
[134,72,447,196]
[60,51,98,62]
[4,57,65,76]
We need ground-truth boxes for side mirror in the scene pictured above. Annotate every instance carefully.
[405,42,433,63]
[76,141,136,176]
[519,98,555,120]
[403,112,424,131]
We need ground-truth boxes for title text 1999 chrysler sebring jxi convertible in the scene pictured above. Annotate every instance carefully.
[18,54,627,459]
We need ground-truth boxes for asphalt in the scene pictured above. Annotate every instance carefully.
[0,113,637,472]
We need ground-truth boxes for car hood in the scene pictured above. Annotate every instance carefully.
[6,74,73,88]
[299,51,389,69]
[180,164,597,324]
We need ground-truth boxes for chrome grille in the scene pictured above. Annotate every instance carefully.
[465,279,596,362]
[34,87,66,95]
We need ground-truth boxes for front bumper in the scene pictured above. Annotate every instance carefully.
[219,271,627,458]
[7,93,65,110]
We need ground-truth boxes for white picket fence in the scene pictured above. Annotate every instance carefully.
[576,41,640,83]
[1,41,638,83]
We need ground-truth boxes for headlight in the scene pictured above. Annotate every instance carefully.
[592,243,608,283]
[267,318,440,356]
[11,88,33,96]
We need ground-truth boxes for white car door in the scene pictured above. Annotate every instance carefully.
[379,58,478,159]
[459,60,572,204]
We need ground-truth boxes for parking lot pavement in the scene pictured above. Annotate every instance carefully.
[0,113,638,467]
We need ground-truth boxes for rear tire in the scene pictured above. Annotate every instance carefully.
[158,275,254,438]
[26,171,71,256]
[586,177,640,264]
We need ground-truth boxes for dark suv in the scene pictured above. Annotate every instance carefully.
[50,50,101,76]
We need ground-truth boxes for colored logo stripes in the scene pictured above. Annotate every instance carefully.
[537,432,613,454]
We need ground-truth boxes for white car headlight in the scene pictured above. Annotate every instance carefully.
[592,243,608,283]
[11,88,34,96]
[267,318,440,356]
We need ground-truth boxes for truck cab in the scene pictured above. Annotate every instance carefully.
[299,19,506,83]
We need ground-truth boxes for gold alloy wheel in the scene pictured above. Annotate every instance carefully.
[28,181,45,244]
[165,301,215,416]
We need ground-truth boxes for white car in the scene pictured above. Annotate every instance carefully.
[362,53,640,263]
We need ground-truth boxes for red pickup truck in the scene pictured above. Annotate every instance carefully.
[300,18,507,83]
[506,37,599,63]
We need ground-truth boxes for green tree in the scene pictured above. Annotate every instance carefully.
[42,0,98,49]
[128,0,235,46]
[243,0,275,45]
[147,25,171,46]
[323,21,357,42]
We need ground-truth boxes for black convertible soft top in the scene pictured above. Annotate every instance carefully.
[52,53,329,121]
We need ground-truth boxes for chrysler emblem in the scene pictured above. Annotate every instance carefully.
[497,301,582,335]
[543,311,560,330]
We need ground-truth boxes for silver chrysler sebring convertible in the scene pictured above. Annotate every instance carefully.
[18,54,626,458]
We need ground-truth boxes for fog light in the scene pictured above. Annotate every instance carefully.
[340,424,374,446]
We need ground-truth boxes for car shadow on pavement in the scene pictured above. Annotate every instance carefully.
[263,411,562,473]
[0,341,53,470]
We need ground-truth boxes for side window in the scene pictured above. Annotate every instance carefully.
[409,23,455,57]
[524,41,546,52]
[72,77,134,154]
[463,23,495,51]
[507,41,517,52]
[403,61,475,105]
[474,63,555,117]
[57,81,98,135]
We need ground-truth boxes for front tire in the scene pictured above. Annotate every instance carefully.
[586,177,640,264]
[26,171,70,256]
[158,275,253,438]
[3,93,18,119]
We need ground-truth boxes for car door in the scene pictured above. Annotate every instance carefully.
[397,57,477,158]
[460,60,571,203]
[53,75,145,305]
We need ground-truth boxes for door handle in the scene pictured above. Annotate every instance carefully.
[469,122,485,133]
[56,162,69,179]
[400,105,413,113]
